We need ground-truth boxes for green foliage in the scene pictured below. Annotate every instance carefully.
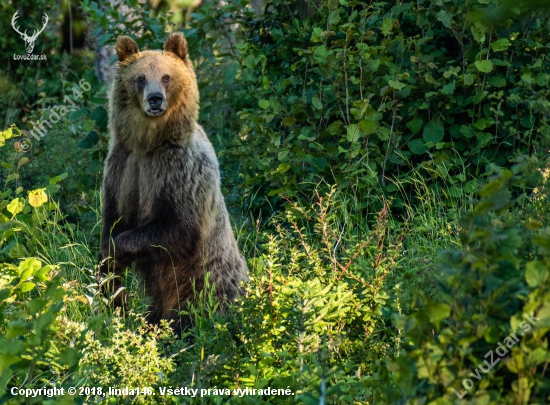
[188,0,550,211]
[78,312,175,401]
[374,160,550,403]
[0,69,110,227]
[0,262,77,404]
[81,0,174,52]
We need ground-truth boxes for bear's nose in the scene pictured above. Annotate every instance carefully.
[147,93,164,108]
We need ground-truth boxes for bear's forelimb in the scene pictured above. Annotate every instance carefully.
[112,217,201,264]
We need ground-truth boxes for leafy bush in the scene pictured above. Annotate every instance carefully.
[184,0,550,212]
[78,312,175,402]
[371,160,550,403]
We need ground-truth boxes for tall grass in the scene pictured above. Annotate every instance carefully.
[1,138,472,404]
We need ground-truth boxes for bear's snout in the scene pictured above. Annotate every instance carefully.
[147,93,164,109]
[143,88,167,117]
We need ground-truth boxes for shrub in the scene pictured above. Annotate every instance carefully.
[373,160,550,403]
[184,0,550,212]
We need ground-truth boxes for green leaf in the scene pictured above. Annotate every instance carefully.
[9,244,28,259]
[377,127,390,141]
[471,25,486,43]
[463,74,474,86]
[0,288,14,302]
[388,80,406,90]
[0,354,20,371]
[381,17,394,36]
[488,76,506,87]
[18,258,42,275]
[278,150,289,160]
[448,186,463,198]
[366,59,380,71]
[82,119,95,132]
[49,172,68,185]
[69,108,89,122]
[536,73,549,86]
[305,155,328,170]
[7,198,24,216]
[442,81,455,95]
[90,96,109,104]
[526,261,547,287]
[427,302,450,323]
[34,266,52,282]
[520,115,534,128]
[311,27,323,42]
[346,124,361,143]
[423,123,445,144]
[18,282,36,293]
[408,139,427,155]
[491,38,510,52]
[483,326,500,343]
[327,121,342,135]
[436,10,452,28]
[281,118,296,126]
[277,163,290,173]
[406,117,423,134]
[311,95,323,110]
[473,90,488,104]
[20,267,34,282]
[77,131,99,149]
[328,10,340,26]
[27,297,48,314]
[91,107,108,131]
[224,63,238,83]
[259,100,270,109]
[475,60,493,73]
[359,120,377,135]
[314,45,328,59]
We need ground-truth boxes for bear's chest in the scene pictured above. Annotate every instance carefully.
[117,153,162,227]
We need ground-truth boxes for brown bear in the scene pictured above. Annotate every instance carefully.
[99,32,248,333]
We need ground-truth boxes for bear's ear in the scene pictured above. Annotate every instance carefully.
[116,36,139,62]
[164,32,188,61]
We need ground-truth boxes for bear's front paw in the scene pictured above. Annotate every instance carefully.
[112,231,135,263]
[99,244,127,275]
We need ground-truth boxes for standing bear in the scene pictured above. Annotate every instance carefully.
[99,32,248,333]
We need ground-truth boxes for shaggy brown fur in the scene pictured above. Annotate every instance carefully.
[99,33,248,333]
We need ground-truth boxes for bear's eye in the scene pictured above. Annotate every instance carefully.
[137,76,146,84]
[162,75,170,83]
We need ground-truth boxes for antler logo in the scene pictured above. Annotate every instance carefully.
[11,11,49,54]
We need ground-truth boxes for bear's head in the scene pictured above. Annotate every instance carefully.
[113,33,198,121]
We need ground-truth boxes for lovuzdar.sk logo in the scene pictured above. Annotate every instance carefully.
[11,11,48,61]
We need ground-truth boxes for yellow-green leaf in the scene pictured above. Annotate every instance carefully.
[18,282,36,293]
[491,38,510,52]
[346,124,360,143]
[281,118,296,126]
[475,60,493,73]
[359,120,378,135]
[526,261,547,287]
[388,80,406,90]
[7,198,24,216]
[28,189,48,208]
